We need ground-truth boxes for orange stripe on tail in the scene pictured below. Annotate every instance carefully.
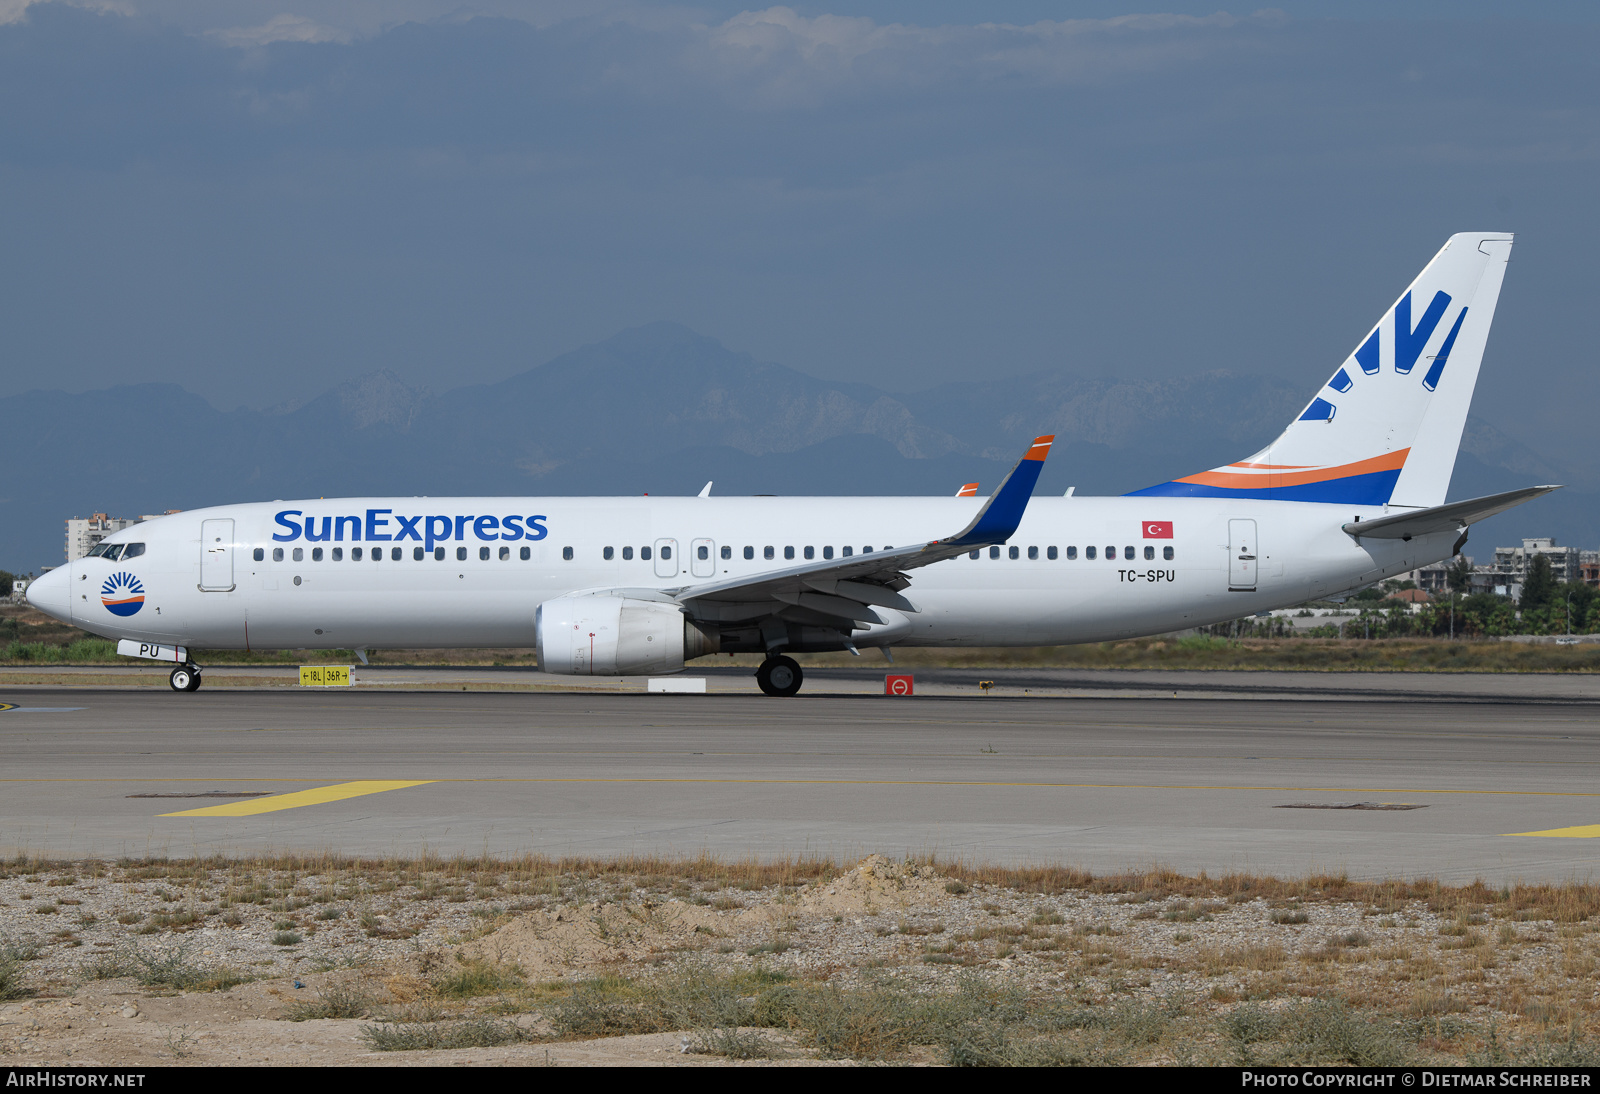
[1176,449,1409,490]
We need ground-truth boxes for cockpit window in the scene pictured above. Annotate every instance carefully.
[122,543,145,559]
[100,544,124,561]
[85,544,109,558]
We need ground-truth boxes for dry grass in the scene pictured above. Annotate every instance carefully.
[7,852,1600,1064]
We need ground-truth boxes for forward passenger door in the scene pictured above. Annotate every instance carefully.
[199,519,235,592]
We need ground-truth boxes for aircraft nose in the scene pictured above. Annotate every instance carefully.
[26,565,73,625]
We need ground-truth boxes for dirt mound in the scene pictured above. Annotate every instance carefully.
[462,900,724,979]
[796,855,952,916]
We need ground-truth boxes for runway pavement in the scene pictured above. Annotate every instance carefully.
[2,674,1598,883]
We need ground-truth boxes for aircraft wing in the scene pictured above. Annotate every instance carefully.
[1341,485,1561,540]
[671,436,1054,628]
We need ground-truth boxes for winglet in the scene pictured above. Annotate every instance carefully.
[944,435,1054,547]
[955,482,979,497]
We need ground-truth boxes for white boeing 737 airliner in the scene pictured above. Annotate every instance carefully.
[28,233,1557,696]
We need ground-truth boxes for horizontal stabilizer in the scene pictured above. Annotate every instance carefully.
[1341,485,1561,540]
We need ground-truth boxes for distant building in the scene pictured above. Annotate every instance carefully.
[64,510,182,562]
[1396,560,1460,594]
[1492,537,1581,585]
[65,514,138,562]
[1583,550,1599,589]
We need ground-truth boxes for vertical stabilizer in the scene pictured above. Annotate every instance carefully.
[1128,233,1513,508]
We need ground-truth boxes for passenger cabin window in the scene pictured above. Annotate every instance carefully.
[641,547,652,561]
[391,547,402,561]
[312,547,323,561]
[805,546,815,560]
[1144,546,1154,560]
[500,546,510,560]
[1028,546,1038,560]
[293,547,304,562]
[864,546,873,553]
[1104,545,1114,560]
[842,546,852,557]
[1009,546,1019,560]
[413,547,424,561]
[823,546,834,560]
[720,546,731,560]
[764,546,774,560]
[604,546,615,561]
[1046,546,1056,560]
[353,547,364,561]
[433,547,445,561]
[1065,546,1076,560]
[253,548,264,562]
[969,550,979,560]
[784,546,794,560]
[698,546,709,561]
[273,547,284,561]
[989,546,1000,560]
[520,546,530,560]
[743,546,754,560]
[661,546,671,560]
[623,546,633,560]
[563,546,574,561]
[1124,546,1134,560]
[1164,546,1174,561]
[1086,546,1096,560]
[332,547,343,561]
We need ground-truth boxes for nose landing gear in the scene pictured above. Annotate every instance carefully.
[755,655,803,697]
[169,664,202,692]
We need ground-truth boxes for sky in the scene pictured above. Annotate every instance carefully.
[1,1,1596,463]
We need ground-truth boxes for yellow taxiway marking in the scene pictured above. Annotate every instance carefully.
[1506,824,1600,838]
[159,780,434,817]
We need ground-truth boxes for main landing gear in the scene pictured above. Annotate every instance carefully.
[755,655,803,698]
[169,663,202,692]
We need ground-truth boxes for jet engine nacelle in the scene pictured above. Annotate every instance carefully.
[535,595,717,676]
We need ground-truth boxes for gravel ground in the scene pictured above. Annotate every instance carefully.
[1,855,1596,1065]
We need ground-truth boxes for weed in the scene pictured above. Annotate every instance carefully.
[129,943,250,992]
[272,931,303,946]
[284,982,374,1021]
[434,957,524,998]
[362,1017,531,1051]
[688,1026,786,1059]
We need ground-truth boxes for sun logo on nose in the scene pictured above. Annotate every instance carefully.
[100,571,146,617]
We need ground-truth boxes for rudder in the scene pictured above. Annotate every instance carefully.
[1128,233,1513,508]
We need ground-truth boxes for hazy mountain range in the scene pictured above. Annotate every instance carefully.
[2,322,1591,571]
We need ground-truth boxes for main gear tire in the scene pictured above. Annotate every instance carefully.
[755,655,803,697]
[169,666,199,692]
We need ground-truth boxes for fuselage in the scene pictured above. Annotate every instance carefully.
[29,494,1449,654]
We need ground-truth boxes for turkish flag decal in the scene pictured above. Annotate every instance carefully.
[1142,521,1173,538]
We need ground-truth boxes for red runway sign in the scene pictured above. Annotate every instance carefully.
[885,674,914,696]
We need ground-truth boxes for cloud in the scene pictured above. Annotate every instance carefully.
[204,12,353,47]
[0,0,129,25]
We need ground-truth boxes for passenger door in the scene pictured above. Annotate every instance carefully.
[691,538,716,578]
[200,519,235,591]
[1228,519,1257,592]
[653,538,679,579]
